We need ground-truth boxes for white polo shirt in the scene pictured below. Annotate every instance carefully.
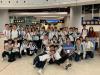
[11,30,19,39]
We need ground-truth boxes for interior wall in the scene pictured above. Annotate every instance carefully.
[0,10,9,32]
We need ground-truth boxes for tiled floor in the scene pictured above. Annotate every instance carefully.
[0,38,100,75]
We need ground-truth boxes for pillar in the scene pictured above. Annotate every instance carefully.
[70,6,82,31]
[64,15,70,27]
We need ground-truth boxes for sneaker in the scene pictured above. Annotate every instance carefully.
[38,69,43,75]
[65,65,69,70]
[1,58,4,61]
[67,64,72,67]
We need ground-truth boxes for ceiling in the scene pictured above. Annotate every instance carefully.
[9,4,100,19]
[9,4,100,14]
[9,8,69,13]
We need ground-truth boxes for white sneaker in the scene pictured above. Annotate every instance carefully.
[1,58,4,61]
[33,65,36,68]
[38,69,43,75]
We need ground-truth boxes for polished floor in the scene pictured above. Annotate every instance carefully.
[0,38,100,75]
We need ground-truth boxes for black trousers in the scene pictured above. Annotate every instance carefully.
[26,48,38,56]
[2,51,16,62]
[33,56,46,69]
[85,51,94,59]
[49,55,70,65]
[14,51,21,58]
[74,53,83,62]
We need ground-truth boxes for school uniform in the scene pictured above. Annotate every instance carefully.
[26,44,38,56]
[20,43,28,55]
[62,43,75,61]
[68,32,74,45]
[49,47,63,65]
[73,32,80,41]
[33,51,50,69]
[25,32,32,41]
[40,31,46,40]
[83,41,94,59]
[81,29,88,39]
[58,31,65,40]
[19,30,25,45]
[74,44,83,61]
[13,43,21,58]
[49,31,55,40]
[51,38,58,45]
[58,37,64,46]
[2,43,16,62]
[3,29,11,40]
[10,29,20,40]
[42,39,49,51]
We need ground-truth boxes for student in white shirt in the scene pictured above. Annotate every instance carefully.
[81,25,88,39]
[58,35,64,46]
[50,35,58,45]
[68,28,74,45]
[20,39,28,56]
[74,39,83,61]
[2,39,16,62]
[10,24,20,40]
[73,28,80,41]
[33,45,55,75]
[40,27,46,40]
[42,34,49,51]
[26,41,38,56]
[3,24,11,40]
[13,38,21,58]
[25,28,33,41]
[83,36,94,59]
[48,28,55,40]
[49,45,62,65]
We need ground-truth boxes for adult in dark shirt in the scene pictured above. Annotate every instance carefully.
[87,27,96,37]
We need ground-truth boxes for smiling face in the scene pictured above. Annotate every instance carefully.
[89,27,93,32]
[85,36,89,42]
[76,39,81,45]
[66,38,71,44]
[5,24,9,30]
[13,25,17,30]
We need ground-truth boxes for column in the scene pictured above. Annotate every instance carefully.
[64,15,70,27]
[0,10,9,32]
[70,6,82,31]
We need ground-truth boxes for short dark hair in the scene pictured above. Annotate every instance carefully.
[83,25,86,27]
[5,24,9,26]
[49,45,55,48]
[13,24,17,26]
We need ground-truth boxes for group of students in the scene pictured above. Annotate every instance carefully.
[2,24,97,75]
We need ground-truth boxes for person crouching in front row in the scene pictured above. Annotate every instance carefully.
[20,39,28,56]
[83,36,94,59]
[2,39,16,62]
[13,38,21,58]
[74,38,83,62]
[33,45,55,75]
[26,41,38,56]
